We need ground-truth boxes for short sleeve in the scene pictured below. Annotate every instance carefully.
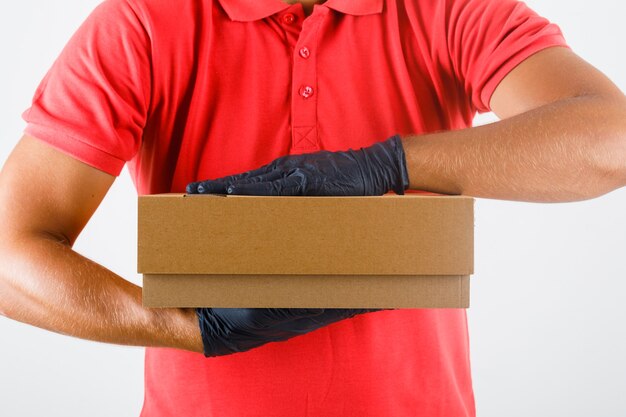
[21,0,151,176]
[445,0,568,113]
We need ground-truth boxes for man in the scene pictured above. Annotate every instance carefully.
[0,0,624,416]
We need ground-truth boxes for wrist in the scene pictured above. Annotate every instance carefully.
[150,307,204,353]
[386,135,410,193]
[196,308,235,357]
[359,135,409,195]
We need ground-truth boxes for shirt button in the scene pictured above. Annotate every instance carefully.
[299,47,310,59]
[299,85,314,99]
[282,13,296,25]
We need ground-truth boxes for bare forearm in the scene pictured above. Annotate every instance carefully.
[0,233,203,353]
[404,94,626,202]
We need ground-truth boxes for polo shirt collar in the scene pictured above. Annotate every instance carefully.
[219,0,383,22]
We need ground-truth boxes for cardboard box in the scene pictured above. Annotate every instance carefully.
[138,193,474,308]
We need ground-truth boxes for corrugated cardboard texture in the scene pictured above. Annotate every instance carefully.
[138,194,474,275]
[143,274,470,308]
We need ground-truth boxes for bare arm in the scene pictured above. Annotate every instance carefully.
[403,46,626,202]
[0,135,203,352]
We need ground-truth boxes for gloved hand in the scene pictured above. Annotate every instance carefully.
[196,308,376,357]
[189,137,401,356]
[186,135,409,196]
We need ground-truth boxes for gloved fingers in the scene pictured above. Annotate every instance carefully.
[227,170,307,196]
[186,164,275,194]
[186,179,229,194]
[197,308,381,357]
[258,308,326,324]
[185,180,203,194]
[272,308,376,334]
[224,169,284,193]
[211,307,324,324]
[237,308,325,330]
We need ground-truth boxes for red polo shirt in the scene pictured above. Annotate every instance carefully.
[22,0,566,415]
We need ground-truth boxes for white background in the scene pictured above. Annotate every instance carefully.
[1,0,624,416]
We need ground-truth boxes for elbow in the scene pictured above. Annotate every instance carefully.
[0,227,71,320]
[615,140,626,188]
[607,121,626,189]
[594,135,626,191]
[593,137,626,197]
[0,237,15,319]
[590,95,626,192]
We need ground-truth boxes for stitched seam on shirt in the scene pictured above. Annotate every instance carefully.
[25,122,127,164]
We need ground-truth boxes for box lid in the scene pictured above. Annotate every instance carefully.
[138,193,474,275]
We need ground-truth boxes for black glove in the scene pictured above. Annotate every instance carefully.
[196,308,376,357]
[186,135,409,196]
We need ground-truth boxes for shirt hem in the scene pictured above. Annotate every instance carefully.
[479,37,571,113]
[23,123,125,176]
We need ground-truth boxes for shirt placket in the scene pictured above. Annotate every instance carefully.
[279,7,327,154]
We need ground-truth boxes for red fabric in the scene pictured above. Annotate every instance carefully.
[22,0,567,415]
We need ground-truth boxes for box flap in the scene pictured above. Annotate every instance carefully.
[142,274,470,308]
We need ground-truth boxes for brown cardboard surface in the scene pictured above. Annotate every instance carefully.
[138,193,474,308]
[138,193,474,275]
[143,274,469,308]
